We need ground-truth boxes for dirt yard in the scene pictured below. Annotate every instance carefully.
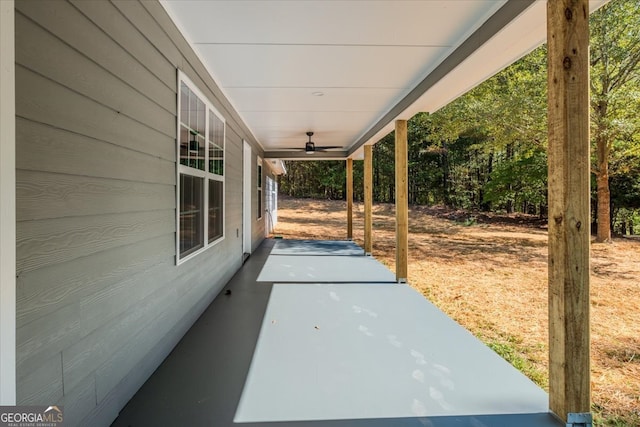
[272,197,640,426]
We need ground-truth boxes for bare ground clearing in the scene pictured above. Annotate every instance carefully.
[272,197,640,426]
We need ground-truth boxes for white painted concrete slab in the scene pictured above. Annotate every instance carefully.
[235,283,549,423]
[257,255,396,282]
[271,239,364,256]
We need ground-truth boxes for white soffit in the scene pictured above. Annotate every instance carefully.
[160,0,506,156]
[161,0,608,159]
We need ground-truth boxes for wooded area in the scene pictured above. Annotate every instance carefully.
[279,0,640,238]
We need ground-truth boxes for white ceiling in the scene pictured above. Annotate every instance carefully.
[161,0,608,160]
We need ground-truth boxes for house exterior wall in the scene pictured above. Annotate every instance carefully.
[14,0,265,425]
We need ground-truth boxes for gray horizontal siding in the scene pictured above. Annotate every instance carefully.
[59,375,96,427]
[16,234,175,330]
[16,66,175,161]
[15,0,259,425]
[16,0,176,97]
[62,271,179,393]
[17,170,175,221]
[16,119,175,185]
[16,303,81,378]
[16,353,63,405]
[16,210,174,274]
[16,11,175,137]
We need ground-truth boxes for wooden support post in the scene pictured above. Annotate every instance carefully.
[364,146,373,255]
[0,0,16,405]
[346,158,353,240]
[547,0,591,422]
[395,120,408,282]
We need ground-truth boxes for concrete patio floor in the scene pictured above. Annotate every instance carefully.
[111,239,563,427]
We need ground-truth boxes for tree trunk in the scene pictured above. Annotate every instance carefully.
[596,171,611,241]
[595,101,612,243]
[441,142,450,205]
[506,143,514,214]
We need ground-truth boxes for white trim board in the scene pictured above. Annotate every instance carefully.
[0,0,16,405]
[243,141,252,254]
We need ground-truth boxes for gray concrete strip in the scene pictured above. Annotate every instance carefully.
[235,283,548,423]
[271,240,364,256]
[257,255,396,283]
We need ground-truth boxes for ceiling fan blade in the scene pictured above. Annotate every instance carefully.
[315,146,342,151]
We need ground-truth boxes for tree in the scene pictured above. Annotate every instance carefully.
[590,0,640,241]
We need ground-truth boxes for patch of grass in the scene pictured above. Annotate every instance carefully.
[484,335,640,427]
[481,333,548,390]
[593,404,640,427]
[457,216,477,226]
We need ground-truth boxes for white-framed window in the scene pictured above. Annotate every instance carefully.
[257,157,263,220]
[177,71,225,263]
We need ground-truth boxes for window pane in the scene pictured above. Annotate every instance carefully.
[180,82,189,126]
[195,134,205,170]
[208,145,214,174]
[216,116,224,175]
[197,97,206,137]
[181,129,205,170]
[180,174,204,257]
[208,179,223,243]
[179,125,189,167]
[257,164,262,219]
[208,110,224,176]
[189,89,197,131]
[257,164,262,188]
[179,84,205,171]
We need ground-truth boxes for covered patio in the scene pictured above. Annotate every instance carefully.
[0,1,602,425]
[112,239,561,427]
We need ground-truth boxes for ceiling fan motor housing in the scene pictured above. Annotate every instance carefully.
[305,141,315,153]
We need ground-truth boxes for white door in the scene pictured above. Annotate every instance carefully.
[265,176,278,235]
[243,141,252,255]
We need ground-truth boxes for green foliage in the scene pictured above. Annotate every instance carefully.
[279,161,349,200]
[593,403,640,427]
[483,149,547,214]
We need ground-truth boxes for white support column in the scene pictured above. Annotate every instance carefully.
[0,0,16,405]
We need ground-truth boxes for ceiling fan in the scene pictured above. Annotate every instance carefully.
[284,132,341,155]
